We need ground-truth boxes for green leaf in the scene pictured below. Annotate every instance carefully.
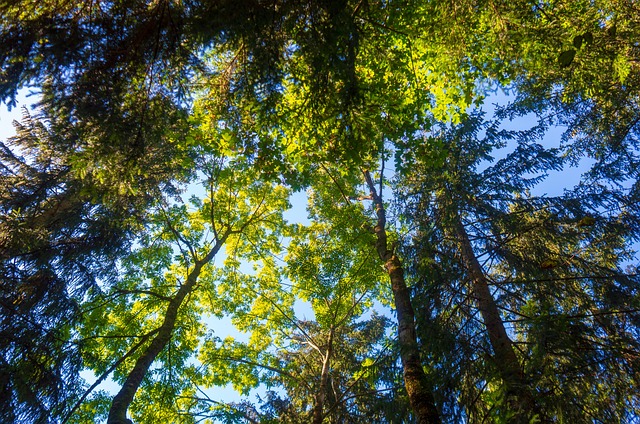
[558,49,576,67]
[573,35,583,49]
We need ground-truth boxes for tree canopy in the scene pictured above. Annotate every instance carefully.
[1,0,639,423]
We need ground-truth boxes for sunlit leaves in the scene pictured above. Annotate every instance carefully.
[187,164,404,421]
[72,146,293,421]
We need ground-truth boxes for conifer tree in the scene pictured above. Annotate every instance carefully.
[398,112,640,422]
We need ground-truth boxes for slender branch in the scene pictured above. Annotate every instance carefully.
[319,162,352,205]
[161,203,197,262]
[205,355,301,382]
[379,157,385,201]
[113,288,173,302]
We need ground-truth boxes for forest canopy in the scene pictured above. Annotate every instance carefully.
[1,1,639,423]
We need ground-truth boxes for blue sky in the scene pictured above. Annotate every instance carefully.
[0,94,24,140]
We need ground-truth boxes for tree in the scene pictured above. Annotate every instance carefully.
[362,169,441,424]
[398,112,640,422]
[3,1,640,422]
[189,166,413,423]
[0,109,144,423]
[66,149,290,423]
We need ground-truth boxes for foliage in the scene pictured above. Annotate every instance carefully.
[0,109,140,423]
[398,112,640,422]
[71,150,291,423]
[190,170,410,423]
[2,0,640,422]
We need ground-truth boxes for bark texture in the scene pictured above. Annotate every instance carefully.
[364,170,441,424]
[107,233,228,424]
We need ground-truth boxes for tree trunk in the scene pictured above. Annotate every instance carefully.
[107,234,228,424]
[312,327,334,424]
[364,171,441,424]
[451,214,537,419]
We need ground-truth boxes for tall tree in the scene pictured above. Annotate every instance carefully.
[0,109,147,423]
[398,112,640,422]
[191,167,412,423]
[363,169,441,424]
[67,150,290,423]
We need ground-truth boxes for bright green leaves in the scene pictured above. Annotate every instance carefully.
[189,0,497,189]
[285,220,380,328]
[613,52,632,84]
[185,162,400,421]
[199,336,264,395]
[284,183,384,327]
[73,146,293,422]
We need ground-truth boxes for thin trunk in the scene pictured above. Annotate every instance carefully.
[107,233,228,424]
[364,171,440,424]
[451,214,537,419]
[312,327,334,424]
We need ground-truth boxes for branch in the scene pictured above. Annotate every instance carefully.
[362,169,389,261]
[113,288,173,302]
[319,162,352,205]
[160,202,198,262]
[205,355,301,383]
[62,328,160,424]
[379,156,385,201]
